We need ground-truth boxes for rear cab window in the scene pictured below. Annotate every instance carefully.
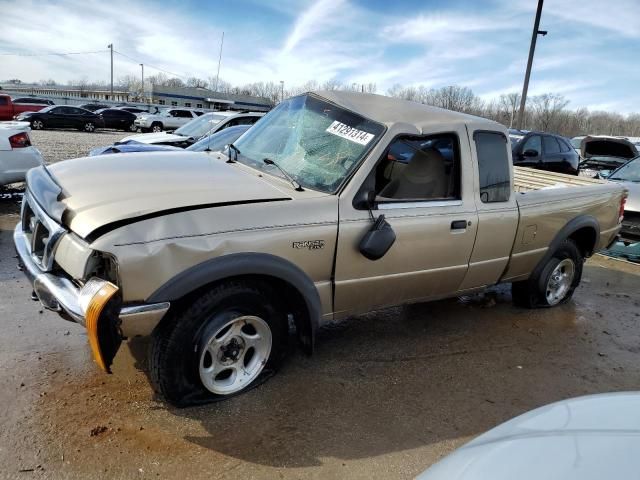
[474,131,511,203]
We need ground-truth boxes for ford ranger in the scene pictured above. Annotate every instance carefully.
[14,92,626,406]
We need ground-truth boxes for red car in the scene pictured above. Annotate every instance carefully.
[0,94,49,121]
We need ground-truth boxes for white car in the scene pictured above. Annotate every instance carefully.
[122,111,264,147]
[0,121,44,186]
[417,392,640,480]
[134,108,205,132]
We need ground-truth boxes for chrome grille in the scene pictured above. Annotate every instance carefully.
[20,192,65,272]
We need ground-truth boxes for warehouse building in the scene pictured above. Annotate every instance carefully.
[0,83,272,112]
[150,85,272,112]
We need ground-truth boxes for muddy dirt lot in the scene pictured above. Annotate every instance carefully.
[1,131,639,479]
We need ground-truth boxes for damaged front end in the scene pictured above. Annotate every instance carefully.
[14,171,167,372]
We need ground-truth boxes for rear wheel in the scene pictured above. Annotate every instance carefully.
[31,119,44,130]
[149,281,287,407]
[512,239,583,308]
[151,122,163,133]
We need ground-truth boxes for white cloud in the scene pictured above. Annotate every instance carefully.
[0,0,637,113]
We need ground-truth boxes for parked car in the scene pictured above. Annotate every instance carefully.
[79,103,110,112]
[607,156,640,242]
[12,97,55,106]
[15,106,105,132]
[115,106,148,114]
[579,136,639,178]
[0,94,50,121]
[14,92,625,406]
[133,108,205,132]
[512,131,580,175]
[121,112,262,147]
[187,124,252,151]
[89,141,184,156]
[417,392,640,480]
[570,135,586,157]
[90,124,251,156]
[0,122,44,186]
[94,108,138,132]
[507,128,528,146]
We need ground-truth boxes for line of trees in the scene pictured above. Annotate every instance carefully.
[14,76,640,138]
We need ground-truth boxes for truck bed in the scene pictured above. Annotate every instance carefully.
[513,166,606,193]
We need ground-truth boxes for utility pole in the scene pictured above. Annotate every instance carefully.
[516,0,547,130]
[280,80,284,103]
[107,44,114,99]
[140,64,144,102]
[214,32,224,92]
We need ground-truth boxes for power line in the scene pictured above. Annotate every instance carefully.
[0,49,107,57]
[113,50,189,80]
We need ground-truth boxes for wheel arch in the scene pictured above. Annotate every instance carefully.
[530,215,599,280]
[146,252,321,353]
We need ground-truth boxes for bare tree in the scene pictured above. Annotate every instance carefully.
[186,77,208,88]
[530,94,570,132]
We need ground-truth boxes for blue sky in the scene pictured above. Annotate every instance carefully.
[1,0,638,113]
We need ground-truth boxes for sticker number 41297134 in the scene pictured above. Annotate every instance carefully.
[325,120,375,146]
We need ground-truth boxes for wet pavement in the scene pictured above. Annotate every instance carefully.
[1,194,640,479]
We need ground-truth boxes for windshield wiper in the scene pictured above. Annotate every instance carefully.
[263,158,304,191]
[226,143,240,162]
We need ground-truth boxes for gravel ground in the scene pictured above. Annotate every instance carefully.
[29,129,130,164]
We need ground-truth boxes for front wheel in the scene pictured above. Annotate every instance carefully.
[149,281,287,407]
[151,122,163,133]
[31,119,44,130]
[83,122,96,133]
[512,239,583,308]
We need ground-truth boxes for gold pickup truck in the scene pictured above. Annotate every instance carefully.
[14,92,626,406]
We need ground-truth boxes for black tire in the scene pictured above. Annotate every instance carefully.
[151,122,163,133]
[149,280,288,407]
[30,119,44,130]
[82,122,96,133]
[512,239,583,308]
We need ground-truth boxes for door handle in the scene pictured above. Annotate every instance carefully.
[451,220,468,230]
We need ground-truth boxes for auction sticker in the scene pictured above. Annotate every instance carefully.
[326,120,375,145]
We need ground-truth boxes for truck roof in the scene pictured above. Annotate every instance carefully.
[313,90,502,132]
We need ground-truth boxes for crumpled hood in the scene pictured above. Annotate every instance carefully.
[417,392,640,480]
[44,151,291,238]
[119,131,190,145]
[581,136,638,160]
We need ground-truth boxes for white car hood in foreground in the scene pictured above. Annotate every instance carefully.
[120,132,189,145]
[418,392,640,480]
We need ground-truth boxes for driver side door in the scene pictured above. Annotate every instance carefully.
[333,129,478,317]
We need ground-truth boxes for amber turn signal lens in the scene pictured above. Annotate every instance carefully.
[83,281,119,372]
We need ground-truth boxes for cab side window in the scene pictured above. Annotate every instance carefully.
[474,131,510,203]
[375,134,460,201]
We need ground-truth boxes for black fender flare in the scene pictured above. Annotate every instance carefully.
[147,252,321,352]
[530,215,600,280]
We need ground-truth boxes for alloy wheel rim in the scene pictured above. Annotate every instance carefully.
[85,123,94,132]
[198,315,272,395]
[152,125,161,132]
[33,120,43,129]
[546,258,575,305]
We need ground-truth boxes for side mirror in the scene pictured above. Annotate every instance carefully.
[354,189,376,210]
[359,214,396,260]
[523,149,539,157]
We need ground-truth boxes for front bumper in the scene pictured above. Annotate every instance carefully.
[14,223,170,370]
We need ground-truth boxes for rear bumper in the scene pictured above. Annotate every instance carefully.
[13,224,169,336]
